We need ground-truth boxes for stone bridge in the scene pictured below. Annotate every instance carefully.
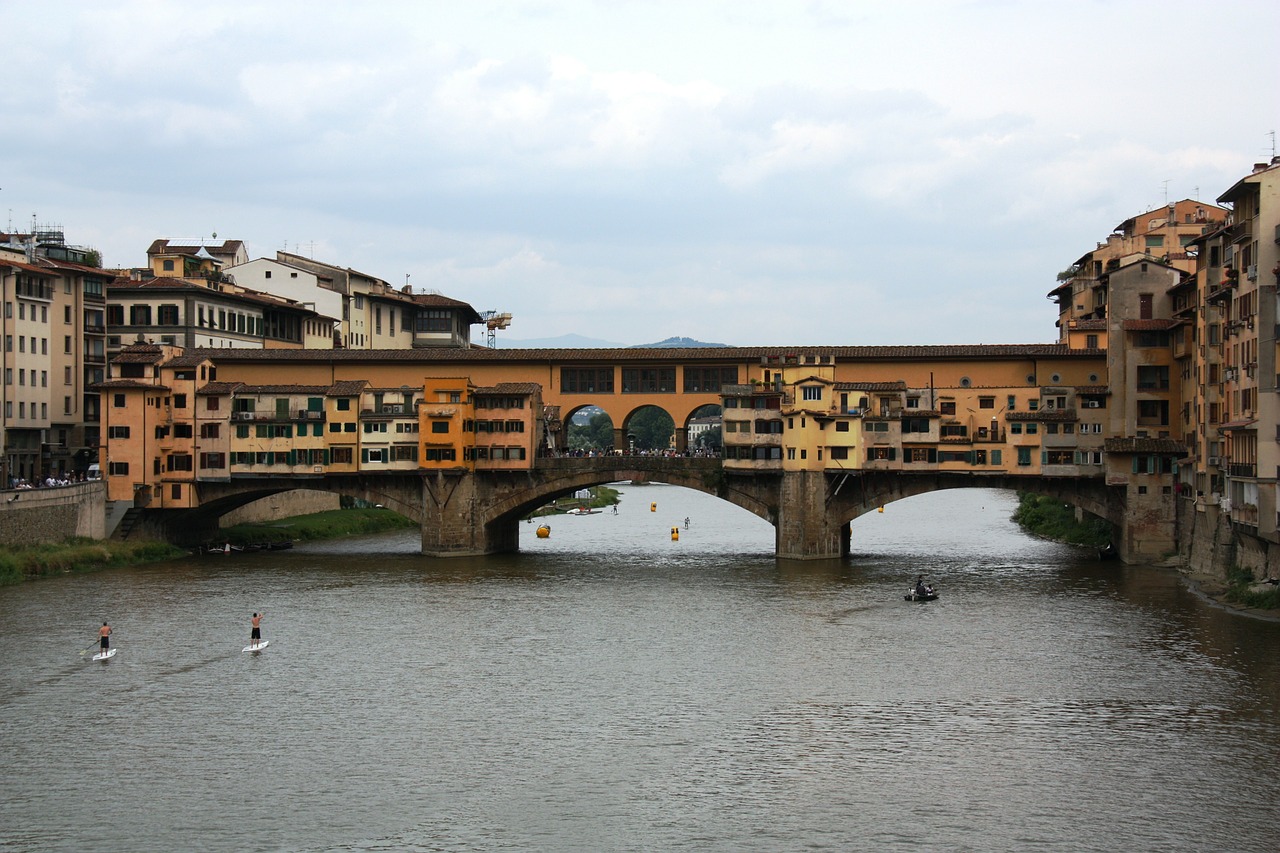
[158,457,1145,561]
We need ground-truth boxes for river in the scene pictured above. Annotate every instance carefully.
[2,486,1279,852]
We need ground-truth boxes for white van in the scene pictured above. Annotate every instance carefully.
[87,463,101,480]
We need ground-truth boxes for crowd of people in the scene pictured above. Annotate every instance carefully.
[549,447,722,459]
[7,471,95,490]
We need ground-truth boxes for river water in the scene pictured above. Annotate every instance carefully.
[2,486,1279,852]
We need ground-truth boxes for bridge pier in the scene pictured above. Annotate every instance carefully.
[776,470,849,560]
[420,471,520,557]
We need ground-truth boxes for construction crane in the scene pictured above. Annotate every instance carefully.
[480,311,513,348]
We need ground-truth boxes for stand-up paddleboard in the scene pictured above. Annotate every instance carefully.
[243,640,270,652]
[93,648,116,661]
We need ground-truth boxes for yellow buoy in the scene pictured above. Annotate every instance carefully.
[671,526,679,541]
[878,506,884,513]
[536,524,551,538]
[651,502,657,512]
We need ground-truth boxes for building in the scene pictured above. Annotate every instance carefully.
[1,227,109,484]
[107,273,337,353]
[92,343,545,509]
[261,251,485,349]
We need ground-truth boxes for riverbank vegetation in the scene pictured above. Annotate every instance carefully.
[528,485,621,518]
[0,539,185,585]
[1222,567,1280,609]
[1011,493,1113,548]
[1,507,416,585]
[216,507,416,546]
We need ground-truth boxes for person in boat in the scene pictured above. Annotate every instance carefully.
[98,621,112,653]
[250,612,264,648]
[914,576,930,597]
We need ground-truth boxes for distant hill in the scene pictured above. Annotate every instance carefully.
[495,333,729,349]
[631,336,729,348]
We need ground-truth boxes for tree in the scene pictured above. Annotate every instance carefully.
[696,425,722,451]
[567,413,614,451]
[628,407,674,450]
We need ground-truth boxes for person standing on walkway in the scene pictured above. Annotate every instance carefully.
[250,612,264,649]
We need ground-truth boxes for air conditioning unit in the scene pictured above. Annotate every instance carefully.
[1208,456,1220,466]
[1086,401,1100,408]
[234,412,253,421]
[1224,368,1238,381]
[1247,264,1258,280]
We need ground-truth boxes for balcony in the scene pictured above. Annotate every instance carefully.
[1227,463,1256,478]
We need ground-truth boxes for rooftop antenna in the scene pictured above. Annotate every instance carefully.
[1162,179,1170,207]
[1270,130,1276,159]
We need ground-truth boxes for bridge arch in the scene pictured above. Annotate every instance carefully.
[480,459,776,532]
[826,472,1119,537]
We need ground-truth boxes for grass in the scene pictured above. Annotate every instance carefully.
[1,508,418,585]
[0,538,186,585]
[529,485,621,518]
[1222,567,1280,610]
[215,507,417,546]
[1011,492,1113,548]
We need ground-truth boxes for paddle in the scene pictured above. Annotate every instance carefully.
[79,640,99,656]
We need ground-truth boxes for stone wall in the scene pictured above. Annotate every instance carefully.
[0,482,106,545]
[1176,497,1280,580]
[219,489,340,526]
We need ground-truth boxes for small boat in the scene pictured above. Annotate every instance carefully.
[565,507,601,515]
[904,587,939,602]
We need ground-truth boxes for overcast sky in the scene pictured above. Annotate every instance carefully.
[5,1,1277,346]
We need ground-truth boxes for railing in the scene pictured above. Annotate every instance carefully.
[1227,463,1256,478]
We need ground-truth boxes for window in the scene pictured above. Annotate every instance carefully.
[163,259,175,271]
[940,402,956,415]
[158,304,180,325]
[562,367,615,393]
[201,423,221,439]
[108,426,131,439]
[979,397,994,409]
[683,367,738,392]
[621,367,676,393]
[109,461,130,475]
[431,421,450,434]
[129,305,152,325]
[416,309,451,332]
[1086,334,1099,349]
[802,386,823,401]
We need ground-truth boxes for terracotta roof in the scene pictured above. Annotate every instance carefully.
[0,259,54,275]
[1075,385,1110,395]
[164,354,210,368]
[196,381,245,396]
[476,382,541,395]
[1103,438,1186,454]
[147,239,245,257]
[1071,319,1107,331]
[231,384,343,395]
[328,380,368,396]
[1218,419,1257,431]
[112,346,166,364]
[1121,319,1177,331]
[187,343,1090,365]
[89,379,170,391]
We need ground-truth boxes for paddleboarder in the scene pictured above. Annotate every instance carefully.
[98,621,112,654]
[249,612,264,649]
